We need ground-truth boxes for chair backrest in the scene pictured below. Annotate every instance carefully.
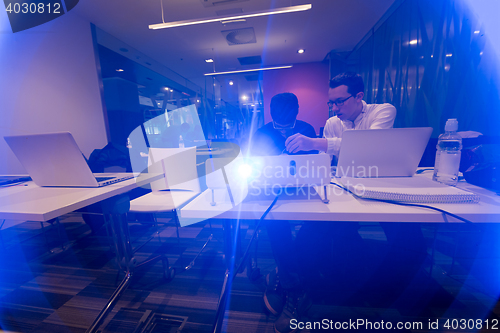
[148,147,200,193]
[205,155,249,205]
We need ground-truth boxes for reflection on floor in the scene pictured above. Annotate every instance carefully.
[1,213,500,333]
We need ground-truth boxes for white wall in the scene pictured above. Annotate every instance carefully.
[0,11,107,174]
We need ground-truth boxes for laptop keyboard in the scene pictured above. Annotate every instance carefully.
[95,177,115,182]
[0,176,32,186]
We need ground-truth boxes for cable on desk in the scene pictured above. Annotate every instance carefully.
[415,168,434,174]
[331,182,473,224]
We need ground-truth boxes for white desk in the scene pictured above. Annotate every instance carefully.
[0,172,163,333]
[182,174,500,333]
[180,175,500,223]
[0,173,161,222]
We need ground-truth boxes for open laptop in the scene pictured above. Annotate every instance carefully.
[336,127,433,178]
[4,132,134,187]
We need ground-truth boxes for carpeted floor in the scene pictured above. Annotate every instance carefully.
[1,212,500,333]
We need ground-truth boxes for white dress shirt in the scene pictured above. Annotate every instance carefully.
[323,100,396,157]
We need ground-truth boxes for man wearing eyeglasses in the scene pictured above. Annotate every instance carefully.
[279,72,426,332]
[247,92,321,333]
[284,72,396,157]
[248,92,318,156]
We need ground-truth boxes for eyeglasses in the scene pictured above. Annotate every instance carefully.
[273,119,296,130]
[327,95,354,108]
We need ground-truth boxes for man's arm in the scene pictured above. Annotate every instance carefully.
[285,118,340,154]
[323,121,342,156]
[285,134,327,154]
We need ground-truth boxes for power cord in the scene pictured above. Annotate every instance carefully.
[212,192,282,332]
[331,182,473,224]
[231,192,281,282]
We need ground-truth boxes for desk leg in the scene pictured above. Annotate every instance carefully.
[85,271,132,333]
[212,219,244,333]
[221,219,243,272]
[86,193,173,333]
[86,194,133,333]
[212,269,230,333]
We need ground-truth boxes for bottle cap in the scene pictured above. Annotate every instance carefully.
[445,118,458,132]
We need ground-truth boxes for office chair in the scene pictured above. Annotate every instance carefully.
[128,147,212,278]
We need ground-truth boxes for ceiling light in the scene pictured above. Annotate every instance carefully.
[446,53,453,57]
[204,65,293,76]
[474,30,480,34]
[149,4,312,30]
[409,40,418,45]
[221,19,247,24]
[116,69,124,72]
[242,95,248,100]
[205,59,214,63]
[229,80,234,85]
[297,49,305,54]
[164,87,169,91]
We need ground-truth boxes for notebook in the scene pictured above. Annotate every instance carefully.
[336,127,433,178]
[4,132,134,187]
[337,176,480,204]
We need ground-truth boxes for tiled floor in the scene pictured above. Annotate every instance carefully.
[1,214,500,332]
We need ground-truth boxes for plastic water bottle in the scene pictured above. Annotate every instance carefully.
[433,119,462,186]
[179,135,185,148]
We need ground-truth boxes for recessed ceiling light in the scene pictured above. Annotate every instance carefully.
[297,49,305,54]
[474,30,480,34]
[242,95,248,100]
[164,87,169,91]
[446,53,453,57]
[205,59,214,63]
[116,69,124,72]
[229,80,234,85]
[409,40,418,45]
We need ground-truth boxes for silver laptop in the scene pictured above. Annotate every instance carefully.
[336,127,432,178]
[4,132,134,187]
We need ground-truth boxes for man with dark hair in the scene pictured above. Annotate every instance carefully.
[284,72,396,156]
[249,92,317,156]
[247,92,319,333]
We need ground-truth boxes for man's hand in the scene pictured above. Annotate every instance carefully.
[285,134,316,154]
